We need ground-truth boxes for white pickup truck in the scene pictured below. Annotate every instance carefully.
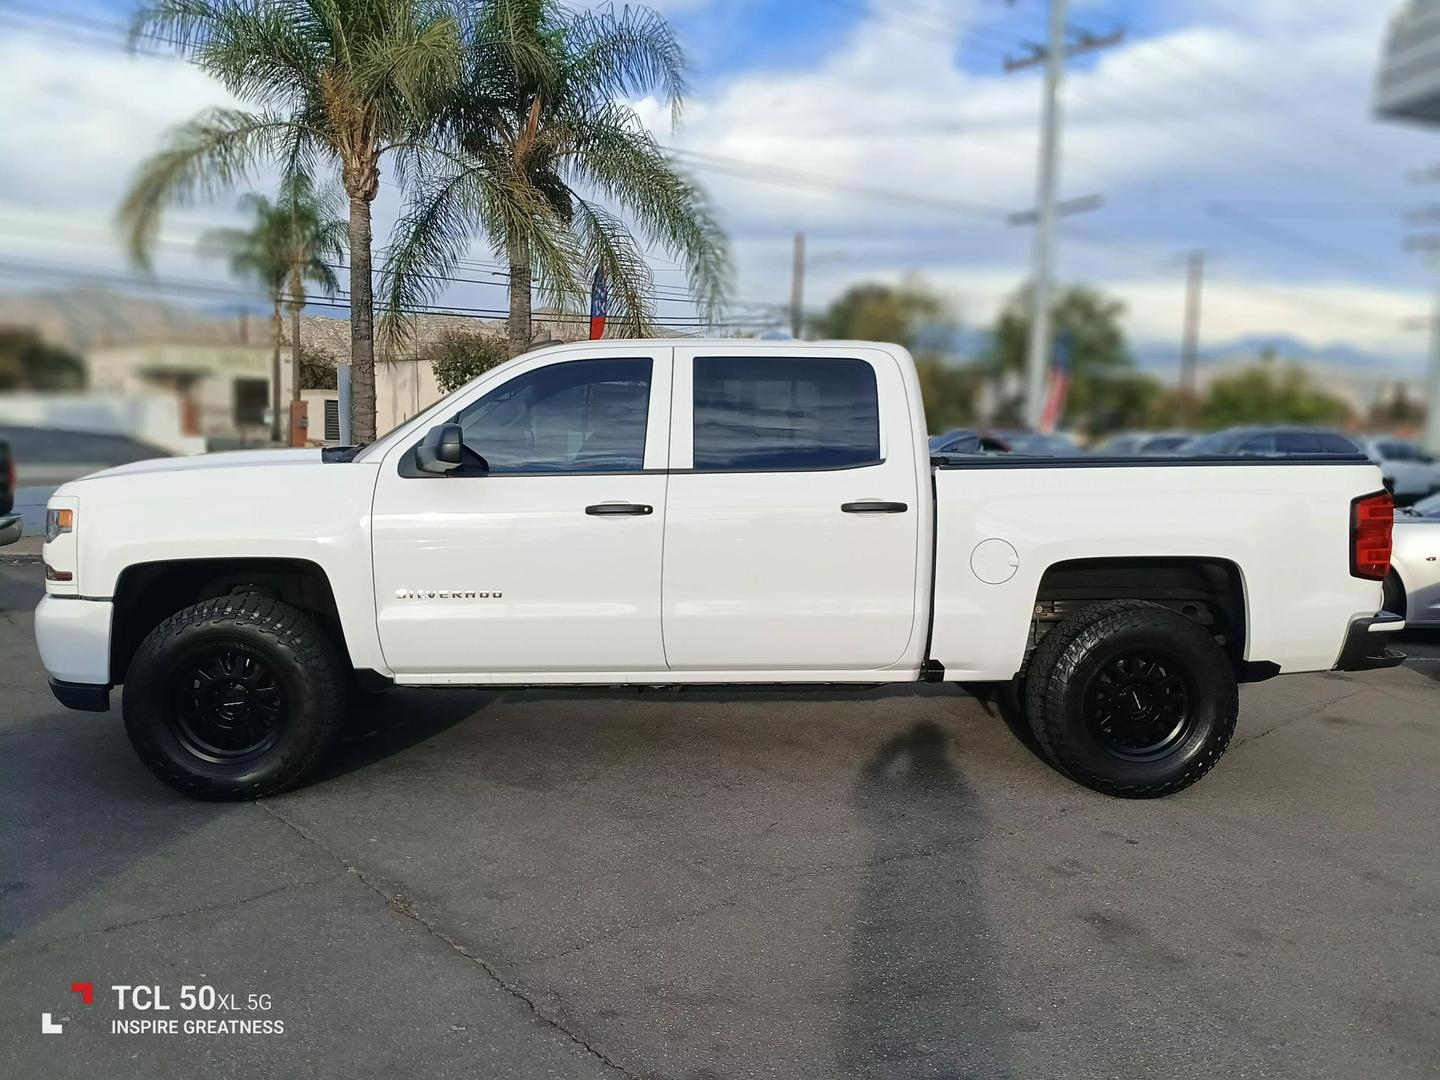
[35,340,1404,801]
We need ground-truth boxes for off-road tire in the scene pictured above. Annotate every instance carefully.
[123,595,345,800]
[1023,599,1157,750]
[1026,601,1238,798]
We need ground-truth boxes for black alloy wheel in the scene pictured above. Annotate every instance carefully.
[1083,651,1197,763]
[173,644,286,763]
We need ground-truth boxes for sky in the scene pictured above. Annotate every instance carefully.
[0,0,1436,377]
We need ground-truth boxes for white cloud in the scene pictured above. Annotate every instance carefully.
[0,3,1430,367]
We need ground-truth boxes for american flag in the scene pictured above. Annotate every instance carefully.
[589,266,608,340]
[1038,332,1072,434]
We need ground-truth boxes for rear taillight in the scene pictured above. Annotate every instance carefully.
[1350,490,1394,581]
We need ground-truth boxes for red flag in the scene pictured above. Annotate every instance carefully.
[589,266,608,340]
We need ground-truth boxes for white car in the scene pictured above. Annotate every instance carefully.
[34,339,1403,802]
[1358,437,1440,503]
[1388,492,1440,627]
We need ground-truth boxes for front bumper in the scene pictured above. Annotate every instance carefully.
[1334,612,1407,672]
[34,594,113,687]
[50,679,110,712]
[0,513,20,547]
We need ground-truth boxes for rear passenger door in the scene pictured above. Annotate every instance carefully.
[661,346,922,673]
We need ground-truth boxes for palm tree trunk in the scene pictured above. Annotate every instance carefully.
[348,194,377,442]
[289,263,303,405]
[507,234,532,358]
[270,296,284,443]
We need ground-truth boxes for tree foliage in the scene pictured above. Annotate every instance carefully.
[0,329,86,391]
[1200,364,1354,428]
[810,279,976,431]
[425,328,509,393]
[380,0,729,354]
[120,0,471,440]
[986,284,1134,429]
[200,175,345,307]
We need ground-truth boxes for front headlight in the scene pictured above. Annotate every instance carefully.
[45,507,74,544]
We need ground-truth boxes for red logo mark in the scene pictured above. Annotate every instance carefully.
[70,982,93,1005]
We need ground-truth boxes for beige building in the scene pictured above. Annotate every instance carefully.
[0,287,586,445]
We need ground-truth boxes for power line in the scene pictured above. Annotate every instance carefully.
[665,147,1014,220]
[0,255,780,327]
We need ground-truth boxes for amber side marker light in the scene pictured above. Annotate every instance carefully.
[44,564,73,582]
[1350,490,1394,581]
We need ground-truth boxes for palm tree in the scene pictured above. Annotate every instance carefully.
[381,0,729,356]
[118,0,466,441]
[200,176,344,441]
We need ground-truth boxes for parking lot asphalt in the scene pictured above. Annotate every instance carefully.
[2,555,1438,1080]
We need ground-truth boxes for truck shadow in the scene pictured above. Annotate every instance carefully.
[839,720,1011,1079]
[312,688,496,783]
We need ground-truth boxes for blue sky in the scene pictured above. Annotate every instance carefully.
[0,1,1435,374]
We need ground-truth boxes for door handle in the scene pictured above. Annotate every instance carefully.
[841,501,908,514]
[585,502,654,516]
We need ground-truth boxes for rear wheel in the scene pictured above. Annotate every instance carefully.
[1026,602,1238,798]
[124,595,345,800]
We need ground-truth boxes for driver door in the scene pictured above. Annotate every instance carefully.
[372,348,672,679]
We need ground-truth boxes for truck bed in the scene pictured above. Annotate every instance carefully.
[928,454,1385,680]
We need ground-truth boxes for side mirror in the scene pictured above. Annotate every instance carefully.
[415,423,465,475]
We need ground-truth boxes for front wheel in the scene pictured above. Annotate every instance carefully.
[1027,602,1238,799]
[123,595,345,800]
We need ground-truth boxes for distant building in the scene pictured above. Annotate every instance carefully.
[0,288,587,443]
[1377,1,1440,125]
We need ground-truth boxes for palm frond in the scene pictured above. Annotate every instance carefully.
[566,4,687,122]
[118,109,309,269]
[564,110,729,319]
[568,196,655,336]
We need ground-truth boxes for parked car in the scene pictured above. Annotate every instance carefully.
[928,429,1011,455]
[0,434,13,515]
[1181,427,1363,457]
[35,339,1401,803]
[0,436,18,547]
[1388,492,1440,627]
[1097,432,1194,456]
[992,430,1083,456]
[1356,436,1440,504]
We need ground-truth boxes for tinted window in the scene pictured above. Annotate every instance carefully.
[1379,441,1415,461]
[1239,434,1277,454]
[1184,431,1240,454]
[1273,432,1356,454]
[692,356,880,471]
[455,358,651,474]
[934,433,980,454]
[1312,433,1360,454]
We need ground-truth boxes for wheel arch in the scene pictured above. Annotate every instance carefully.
[1029,556,1251,674]
[109,557,349,684]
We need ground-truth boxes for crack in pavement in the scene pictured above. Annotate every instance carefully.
[1,875,337,958]
[1230,685,1370,749]
[256,801,644,1080]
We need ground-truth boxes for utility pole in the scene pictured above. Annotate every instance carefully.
[1006,7,1124,429]
[1181,251,1205,424]
[790,231,806,339]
